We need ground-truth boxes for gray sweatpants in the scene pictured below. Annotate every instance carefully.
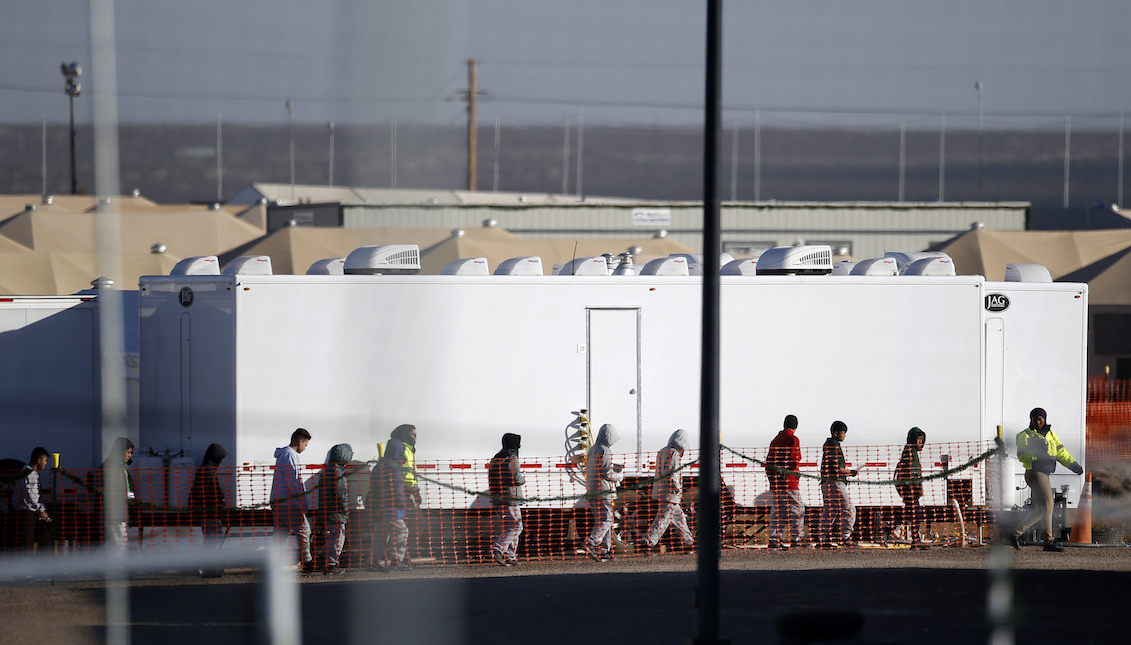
[274,506,312,563]
[819,481,855,543]
[586,498,616,552]
[1015,469,1054,542]
[769,489,805,545]
[644,499,694,547]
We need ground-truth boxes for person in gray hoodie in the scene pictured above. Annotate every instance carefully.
[640,429,694,553]
[319,443,354,575]
[271,428,314,572]
[585,423,624,561]
[488,433,525,566]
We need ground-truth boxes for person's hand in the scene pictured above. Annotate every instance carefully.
[849,469,859,477]
[37,510,48,521]
[1069,462,1084,475]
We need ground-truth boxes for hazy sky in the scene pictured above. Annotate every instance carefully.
[2,0,1130,130]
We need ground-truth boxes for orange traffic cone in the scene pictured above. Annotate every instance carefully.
[1069,473,1093,544]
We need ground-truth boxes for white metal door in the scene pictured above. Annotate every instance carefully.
[587,308,641,465]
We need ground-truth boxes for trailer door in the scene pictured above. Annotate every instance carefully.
[586,308,642,465]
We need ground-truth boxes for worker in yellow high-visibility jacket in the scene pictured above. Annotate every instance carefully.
[1010,407,1083,552]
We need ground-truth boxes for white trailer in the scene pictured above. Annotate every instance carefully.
[137,261,1088,511]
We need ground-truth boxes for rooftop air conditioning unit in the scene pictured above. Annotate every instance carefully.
[849,258,898,276]
[306,258,346,275]
[1004,263,1052,283]
[344,245,421,275]
[639,256,690,276]
[222,255,272,276]
[170,256,220,276]
[884,251,951,275]
[905,257,956,276]
[720,258,758,276]
[831,261,857,276]
[671,252,735,275]
[557,257,609,276]
[495,257,544,276]
[442,257,490,276]
[755,245,833,275]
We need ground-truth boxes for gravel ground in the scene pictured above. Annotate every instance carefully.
[3,544,1128,644]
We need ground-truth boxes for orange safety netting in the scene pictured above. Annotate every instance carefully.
[1,440,1005,569]
[1087,376,1131,464]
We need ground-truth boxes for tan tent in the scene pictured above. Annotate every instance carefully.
[933,229,1131,281]
[0,251,183,295]
[0,208,263,257]
[1058,247,1131,306]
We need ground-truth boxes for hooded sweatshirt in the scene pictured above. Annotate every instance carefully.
[271,445,311,510]
[389,424,418,492]
[768,427,802,492]
[489,433,526,503]
[318,443,355,523]
[90,437,135,503]
[368,441,407,515]
[190,443,228,510]
[586,424,624,495]
[895,428,926,501]
[652,429,691,501]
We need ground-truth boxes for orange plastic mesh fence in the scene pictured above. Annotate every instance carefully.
[1087,376,1131,464]
[0,440,1011,568]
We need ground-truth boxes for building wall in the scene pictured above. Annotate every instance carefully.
[342,202,1027,261]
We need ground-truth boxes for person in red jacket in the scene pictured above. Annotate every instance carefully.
[767,414,805,549]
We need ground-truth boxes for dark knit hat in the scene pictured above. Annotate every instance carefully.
[1029,408,1047,421]
[783,414,798,430]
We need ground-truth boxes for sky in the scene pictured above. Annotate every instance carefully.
[2,0,1130,130]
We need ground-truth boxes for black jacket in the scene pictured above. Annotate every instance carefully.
[318,444,354,523]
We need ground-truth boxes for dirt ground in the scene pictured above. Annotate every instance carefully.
[2,544,1128,645]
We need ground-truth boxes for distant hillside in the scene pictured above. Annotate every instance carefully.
[0,123,1124,217]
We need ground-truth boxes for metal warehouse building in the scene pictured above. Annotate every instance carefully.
[232,183,1028,262]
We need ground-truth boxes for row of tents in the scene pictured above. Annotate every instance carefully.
[4,193,1131,307]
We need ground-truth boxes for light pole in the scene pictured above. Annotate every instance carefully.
[61,62,82,195]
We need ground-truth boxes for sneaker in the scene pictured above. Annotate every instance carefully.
[586,545,602,561]
[767,541,781,550]
[600,550,614,562]
[301,560,317,574]
[1008,534,1022,551]
[491,550,509,566]
[324,565,340,576]
[1043,541,1065,553]
[790,542,810,550]
[506,558,519,566]
[910,542,929,551]
[393,559,413,571]
[366,561,388,573]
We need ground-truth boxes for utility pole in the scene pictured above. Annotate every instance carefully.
[328,121,335,188]
[61,62,82,195]
[462,59,487,192]
[975,81,983,200]
[1119,109,1124,210]
[286,100,295,201]
[1063,115,1071,210]
[217,113,223,202]
[898,117,906,203]
[939,112,946,202]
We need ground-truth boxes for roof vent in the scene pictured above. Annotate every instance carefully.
[883,251,951,275]
[452,229,466,238]
[24,204,36,212]
[150,243,167,254]
[831,261,856,275]
[628,245,643,255]
[482,218,497,228]
[1004,263,1052,283]
[442,257,490,276]
[612,252,635,276]
[131,189,141,197]
[905,257,956,276]
[640,256,690,276]
[557,257,609,276]
[756,245,833,275]
[171,256,220,276]
[971,221,985,230]
[849,258,898,276]
[222,255,273,275]
[209,203,221,211]
[495,257,544,276]
[653,230,668,239]
[90,276,114,290]
[306,258,346,275]
[344,245,421,275]
[721,258,759,276]
[42,195,53,205]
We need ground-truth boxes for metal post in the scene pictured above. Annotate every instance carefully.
[468,59,477,192]
[696,1,725,644]
[976,81,983,199]
[217,113,223,202]
[493,115,501,193]
[577,110,584,199]
[391,112,397,189]
[1118,109,1124,210]
[41,115,47,198]
[754,108,761,201]
[730,122,738,201]
[939,111,946,202]
[69,95,77,195]
[328,121,334,188]
[562,118,570,195]
[898,117,906,203]
[286,100,294,201]
[1063,115,1071,210]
